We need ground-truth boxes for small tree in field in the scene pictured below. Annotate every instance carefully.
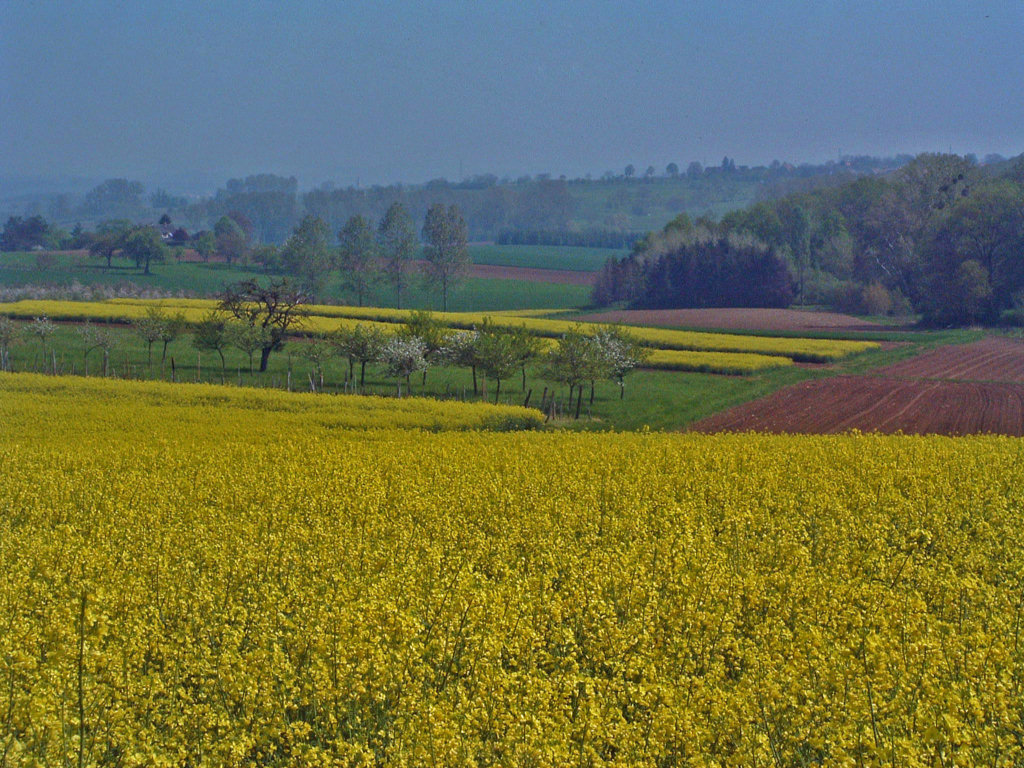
[441,330,481,395]
[227,321,269,375]
[379,335,427,395]
[474,323,519,403]
[218,278,308,372]
[158,311,186,364]
[191,312,230,381]
[27,316,57,369]
[123,226,168,275]
[133,307,166,367]
[422,204,469,311]
[337,215,379,307]
[299,333,332,389]
[0,316,18,371]
[591,325,649,399]
[77,321,114,377]
[332,324,386,386]
[400,310,452,385]
[508,324,544,391]
[544,327,605,419]
[378,202,418,309]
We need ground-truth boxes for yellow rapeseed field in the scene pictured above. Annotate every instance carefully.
[1,373,1022,766]
[0,299,878,363]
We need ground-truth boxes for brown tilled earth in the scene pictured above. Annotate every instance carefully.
[691,337,1024,436]
[577,307,894,332]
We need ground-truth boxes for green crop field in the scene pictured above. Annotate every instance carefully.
[0,250,592,311]
[467,244,621,272]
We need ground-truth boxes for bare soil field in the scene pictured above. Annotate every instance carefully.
[578,307,888,332]
[874,336,1024,382]
[691,337,1024,435]
[691,376,1024,435]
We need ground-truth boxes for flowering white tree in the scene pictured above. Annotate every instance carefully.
[77,321,114,377]
[27,316,57,371]
[591,325,650,399]
[440,330,480,394]
[379,335,427,395]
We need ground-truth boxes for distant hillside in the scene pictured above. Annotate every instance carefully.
[1,156,911,244]
[593,152,1024,326]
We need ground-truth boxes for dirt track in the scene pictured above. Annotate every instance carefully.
[692,337,1024,435]
[578,307,887,332]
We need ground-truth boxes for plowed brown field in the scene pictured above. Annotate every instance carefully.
[874,336,1024,382]
[578,307,884,332]
[692,337,1024,435]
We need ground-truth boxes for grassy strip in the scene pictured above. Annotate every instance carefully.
[2,298,878,363]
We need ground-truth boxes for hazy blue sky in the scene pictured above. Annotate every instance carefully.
[2,1,1022,190]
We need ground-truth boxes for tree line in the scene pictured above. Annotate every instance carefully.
[0,299,648,418]
[5,155,923,246]
[593,152,1024,325]
[2,203,473,311]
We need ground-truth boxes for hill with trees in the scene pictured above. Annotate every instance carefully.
[1,155,912,247]
[593,152,1024,325]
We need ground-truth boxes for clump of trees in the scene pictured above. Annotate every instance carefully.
[593,228,793,309]
[544,325,648,418]
[242,204,469,310]
[601,152,1024,326]
[1,216,56,251]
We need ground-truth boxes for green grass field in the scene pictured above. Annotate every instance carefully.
[0,249,592,311]
[1,247,970,431]
[467,244,620,272]
[341,274,590,312]
[0,317,907,431]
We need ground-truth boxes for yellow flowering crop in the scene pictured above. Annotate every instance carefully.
[643,347,792,372]
[1,299,878,363]
[1,373,1021,766]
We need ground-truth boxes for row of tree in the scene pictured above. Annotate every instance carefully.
[255,203,469,309]
[1,304,649,417]
[2,202,472,310]
[9,156,925,245]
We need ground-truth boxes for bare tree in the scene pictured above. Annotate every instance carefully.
[218,278,309,372]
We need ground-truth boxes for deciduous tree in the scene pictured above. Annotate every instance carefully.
[331,324,386,386]
[191,312,230,380]
[337,215,379,307]
[133,307,166,366]
[422,204,469,312]
[378,203,418,309]
[218,278,308,372]
[123,226,168,275]
[280,216,332,297]
[214,215,248,265]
